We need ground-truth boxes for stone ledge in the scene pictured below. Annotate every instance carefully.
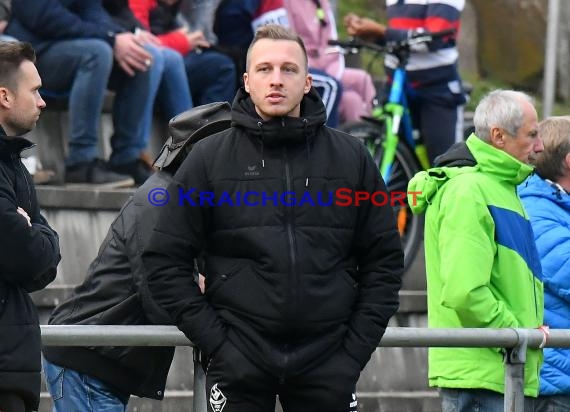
[33,286,427,313]
[398,290,427,313]
[36,185,135,210]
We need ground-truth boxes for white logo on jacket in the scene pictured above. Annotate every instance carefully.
[209,383,227,412]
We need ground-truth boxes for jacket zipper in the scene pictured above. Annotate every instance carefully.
[282,147,297,377]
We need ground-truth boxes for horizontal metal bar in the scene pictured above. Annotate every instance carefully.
[41,325,570,349]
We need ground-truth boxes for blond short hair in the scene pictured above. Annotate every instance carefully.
[245,24,308,72]
[535,116,570,181]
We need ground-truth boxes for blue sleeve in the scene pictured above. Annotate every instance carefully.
[12,0,124,44]
[213,0,260,47]
[525,199,570,303]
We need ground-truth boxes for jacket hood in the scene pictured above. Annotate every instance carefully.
[519,173,570,212]
[466,133,534,184]
[153,102,232,170]
[409,134,534,214]
[230,86,327,147]
[0,127,35,160]
[433,141,476,167]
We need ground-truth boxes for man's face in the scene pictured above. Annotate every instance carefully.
[1,60,45,136]
[498,100,543,164]
[243,38,312,120]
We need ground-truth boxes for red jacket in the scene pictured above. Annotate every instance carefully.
[128,0,191,55]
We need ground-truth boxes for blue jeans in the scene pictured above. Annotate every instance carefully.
[147,46,193,148]
[535,395,570,412]
[43,358,129,412]
[37,39,173,166]
[37,39,113,166]
[440,388,537,412]
[185,49,236,105]
[309,67,342,128]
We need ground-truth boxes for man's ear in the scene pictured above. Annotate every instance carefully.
[490,126,505,148]
[304,74,312,94]
[564,152,570,170]
[243,73,250,93]
[0,87,12,109]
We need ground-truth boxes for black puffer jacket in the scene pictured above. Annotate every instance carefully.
[43,171,175,400]
[143,88,404,376]
[0,130,60,410]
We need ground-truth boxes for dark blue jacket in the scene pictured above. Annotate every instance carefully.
[6,0,124,53]
[519,174,570,395]
[0,129,60,410]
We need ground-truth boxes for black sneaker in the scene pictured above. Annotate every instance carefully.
[65,159,134,188]
[110,159,153,186]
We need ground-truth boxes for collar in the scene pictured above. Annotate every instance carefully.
[0,127,36,159]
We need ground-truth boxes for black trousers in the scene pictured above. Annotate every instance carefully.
[0,392,28,412]
[205,341,360,412]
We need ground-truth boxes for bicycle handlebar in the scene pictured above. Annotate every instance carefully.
[327,38,384,54]
[328,28,456,55]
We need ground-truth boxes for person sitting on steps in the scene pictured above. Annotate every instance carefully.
[7,0,192,186]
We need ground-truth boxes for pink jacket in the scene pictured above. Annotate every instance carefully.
[284,0,376,122]
[284,0,344,79]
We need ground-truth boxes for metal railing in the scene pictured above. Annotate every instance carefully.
[41,326,570,412]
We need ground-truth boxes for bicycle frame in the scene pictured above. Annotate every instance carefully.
[331,29,456,181]
[331,29,455,270]
[375,61,430,183]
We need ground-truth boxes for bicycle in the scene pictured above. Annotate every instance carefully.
[328,29,457,271]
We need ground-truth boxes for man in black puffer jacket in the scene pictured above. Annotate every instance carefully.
[0,41,60,412]
[143,24,404,412]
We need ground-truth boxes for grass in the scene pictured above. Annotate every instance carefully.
[462,72,570,117]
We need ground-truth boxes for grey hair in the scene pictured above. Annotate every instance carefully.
[473,89,535,142]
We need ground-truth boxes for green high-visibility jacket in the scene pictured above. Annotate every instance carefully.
[408,135,544,396]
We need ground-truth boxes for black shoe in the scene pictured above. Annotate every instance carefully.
[65,159,134,188]
[110,159,153,185]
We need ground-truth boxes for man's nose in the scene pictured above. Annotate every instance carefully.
[534,137,545,153]
[270,70,283,85]
[38,96,46,109]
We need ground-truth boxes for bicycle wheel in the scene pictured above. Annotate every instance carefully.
[340,121,423,272]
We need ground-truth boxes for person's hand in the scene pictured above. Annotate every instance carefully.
[17,207,31,227]
[343,13,386,40]
[135,28,162,47]
[113,32,154,76]
[183,30,210,50]
[0,20,7,34]
[198,273,205,294]
[343,13,360,31]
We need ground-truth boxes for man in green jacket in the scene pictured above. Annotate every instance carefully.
[408,89,545,412]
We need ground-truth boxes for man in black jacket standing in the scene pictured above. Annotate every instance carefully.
[143,24,404,412]
[0,41,60,412]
